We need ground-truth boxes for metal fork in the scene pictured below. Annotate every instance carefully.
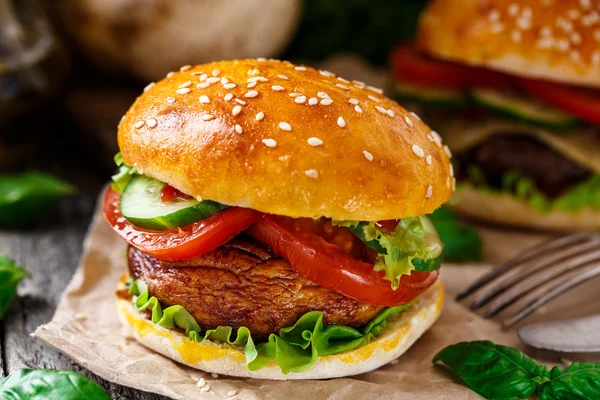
[456,232,600,328]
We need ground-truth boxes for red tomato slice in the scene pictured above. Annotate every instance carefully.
[103,188,262,261]
[519,78,600,126]
[390,43,513,89]
[247,215,439,306]
[160,184,194,202]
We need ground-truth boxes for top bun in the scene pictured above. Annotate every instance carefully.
[118,59,453,221]
[417,0,600,88]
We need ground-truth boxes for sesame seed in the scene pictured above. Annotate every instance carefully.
[166,72,175,78]
[227,390,237,397]
[197,82,210,89]
[289,92,303,97]
[179,81,192,89]
[367,85,383,94]
[375,105,387,114]
[336,84,349,90]
[410,111,421,120]
[452,178,456,191]
[167,97,175,104]
[571,50,581,62]
[247,81,258,88]
[581,0,592,10]
[147,118,157,128]
[594,29,600,41]
[277,74,289,80]
[412,145,425,158]
[200,385,210,392]
[368,95,380,103]
[511,30,522,43]
[387,109,395,118]
[488,9,500,22]
[490,23,505,34]
[426,155,432,165]
[348,98,359,105]
[320,98,333,105]
[212,68,220,77]
[308,97,318,105]
[444,145,452,158]
[363,150,373,161]
[317,92,330,99]
[446,177,451,189]
[571,32,582,44]
[176,87,191,95]
[592,51,600,65]
[224,83,237,89]
[235,98,247,105]
[190,71,203,76]
[426,185,433,199]
[557,39,570,51]
[271,85,285,91]
[279,122,292,131]
[262,138,277,147]
[199,95,210,104]
[305,169,319,179]
[256,111,265,121]
[337,77,350,83]
[212,373,219,379]
[257,77,268,82]
[256,57,267,61]
[235,124,243,134]
[355,105,363,113]
[224,93,234,101]
[582,11,600,26]
[337,116,346,128]
[567,9,580,20]
[199,73,208,81]
[196,378,206,388]
[450,164,454,177]
[206,77,220,84]
[135,120,145,129]
[295,66,307,71]
[232,106,242,116]
[180,65,191,72]
[202,114,215,121]
[295,96,307,104]
[431,131,442,147]
[352,80,365,86]
[308,137,323,146]
[143,82,155,92]
[404,116,413,127]
[508,3,519,17]
[245,90,259,98]
[247,77,261,82]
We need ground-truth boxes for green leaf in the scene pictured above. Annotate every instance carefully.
[334,217,443,289]
[0,254,29,320]
[433,340,547,400]
[540,363,600,400]
[129,279,413,374]
[428,206,482,262]
[0,171,74,227]
[111,153,138,193]
[0,368,110,400]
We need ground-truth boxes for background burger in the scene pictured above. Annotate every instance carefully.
[104,59,454,379]
[391,0,600,231]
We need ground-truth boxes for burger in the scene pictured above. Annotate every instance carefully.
[104,59,454,379]
[391,0,600,231]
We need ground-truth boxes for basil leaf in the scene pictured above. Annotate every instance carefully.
[0,171,74,227]
[0,369,110,400]
[428,206,482,262]
[0,254,28,320]
[540,363,600,400]
[433,340,548,400]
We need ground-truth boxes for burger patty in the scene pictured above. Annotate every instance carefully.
[127,239,384,338]
[458,134,591,198]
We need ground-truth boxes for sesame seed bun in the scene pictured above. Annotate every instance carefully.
[452,185,600,231]
[116,277,444,380]
[417,0,600,88]
[118,59,454,221]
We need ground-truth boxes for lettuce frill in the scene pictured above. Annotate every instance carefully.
[129,280,414,374]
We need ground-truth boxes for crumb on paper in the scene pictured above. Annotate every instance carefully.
[196,378,206,388]
[227,390,237,397]
[201,385,210,392]
[74,313,87,321]
[211,373,219,379]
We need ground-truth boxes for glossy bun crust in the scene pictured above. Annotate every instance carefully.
[418,0,600,88]
[118,59,454,221]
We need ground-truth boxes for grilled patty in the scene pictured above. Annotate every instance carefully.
[127,239,384,338]
[458,134,591,198]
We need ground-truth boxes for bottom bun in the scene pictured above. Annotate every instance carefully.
[116,278,444,380]
[452,186,600,232]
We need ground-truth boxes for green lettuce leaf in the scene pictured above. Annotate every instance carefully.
[334,217,443,290]
[129,280,415,374]
[111,153,137,193]
[463,165,600,214]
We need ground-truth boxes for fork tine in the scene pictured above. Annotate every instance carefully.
[456,232,590,301]
[469,240,600,311]
[483,248,600,318]
[503,263,600,328]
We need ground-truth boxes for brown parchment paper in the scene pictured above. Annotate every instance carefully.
[33,195,600,400]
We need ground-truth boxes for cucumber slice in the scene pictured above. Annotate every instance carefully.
[471,88,579,129]
[393,80,468,106]
[120,175,227,230]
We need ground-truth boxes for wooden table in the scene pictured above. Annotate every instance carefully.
[0,131,169,399]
